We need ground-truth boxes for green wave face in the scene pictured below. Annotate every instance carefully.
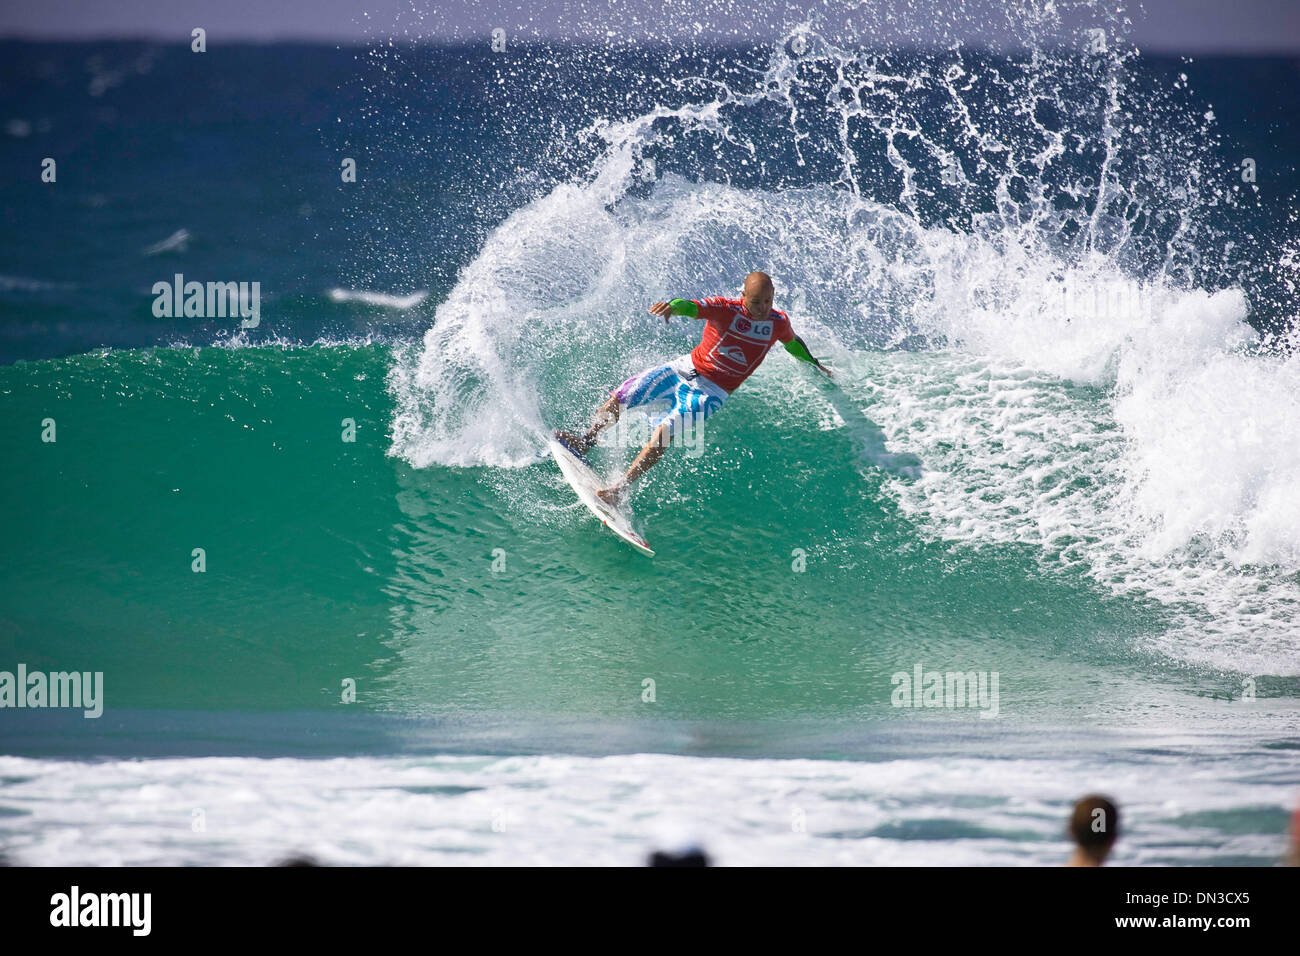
[2,343,1198,726]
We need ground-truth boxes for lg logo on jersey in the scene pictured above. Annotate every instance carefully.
[732,316,772,338]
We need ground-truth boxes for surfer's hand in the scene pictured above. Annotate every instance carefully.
[649,301,673,322]
[817,362,834,379]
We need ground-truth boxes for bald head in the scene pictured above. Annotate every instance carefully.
[742,271,774,322]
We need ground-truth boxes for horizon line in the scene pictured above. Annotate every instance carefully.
[1,33,1298,57]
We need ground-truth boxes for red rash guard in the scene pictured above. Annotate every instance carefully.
[676,296,794,393]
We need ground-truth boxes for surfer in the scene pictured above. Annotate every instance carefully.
[556,271,831,504]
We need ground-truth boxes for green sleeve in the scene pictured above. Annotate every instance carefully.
[668,298,699,318]
[784,337,817,364]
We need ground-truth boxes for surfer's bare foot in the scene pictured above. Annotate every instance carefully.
[595,483,625,506]
[554,429,595,457]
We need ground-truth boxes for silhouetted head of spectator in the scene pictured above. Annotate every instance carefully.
[1068,794,1119,866]
[276,854,321,867]
[647,845,710,867]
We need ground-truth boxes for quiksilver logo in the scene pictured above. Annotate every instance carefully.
[49,886,151,936]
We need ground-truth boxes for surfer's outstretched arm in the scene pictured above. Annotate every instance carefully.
[648,299,704,321]
[784,334,833,377]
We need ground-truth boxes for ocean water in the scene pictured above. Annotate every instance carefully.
[1,1,1299,865]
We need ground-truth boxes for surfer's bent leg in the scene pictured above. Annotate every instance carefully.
[596,374,724,504]
[586,395,621,442]
[626,423,673,480]
[564,362,677,457]
[556,395,619,456]
[596,424,671,505]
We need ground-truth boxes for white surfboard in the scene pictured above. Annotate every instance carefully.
[548,439,654,557]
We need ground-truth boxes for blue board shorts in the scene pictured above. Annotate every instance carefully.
[612,354,728,437]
